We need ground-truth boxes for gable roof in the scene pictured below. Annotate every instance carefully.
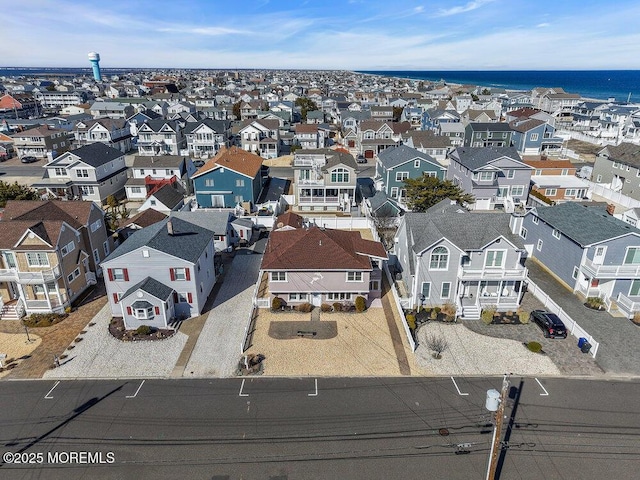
[63,143,123,168]
[150,184,184,209]
[192,146,263,179]
[378,144,442,170]
[600,142,640,168]
[262,227,387,270]
[123,208,168,229]
[533,202,638,246]
[450,146,524,170]
[0,219,66,249]
[169,210,230,235]
[121,276,173,302]
[275,211,304,229]
[2,199,97,229]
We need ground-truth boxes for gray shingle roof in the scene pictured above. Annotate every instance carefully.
[378,144,441,170]
[151,185,184,209]
[68,143,123,168]
[122,277,173,302]
[169,210,230,235]
[450,146,523,171]
[104,217,213,264]
[533,202,637,246]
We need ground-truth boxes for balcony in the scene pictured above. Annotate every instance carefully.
[459,265,527,281]
[299,196,340,204]
[293,158,319,167]
[581,258,640,278]
[298,177,324,186]
[616,292,640,318]
[0,267,62,284]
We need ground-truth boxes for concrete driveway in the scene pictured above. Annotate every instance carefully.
[527,260,640,376]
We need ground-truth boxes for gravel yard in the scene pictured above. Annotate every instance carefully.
[0,332,41,378]
[43,304,188,379]
[415,322,561,376]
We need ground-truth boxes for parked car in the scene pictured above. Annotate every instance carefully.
[356,154,367,164]
[20,156,38,163]
[193,159,205,168]
[529,310,567,338]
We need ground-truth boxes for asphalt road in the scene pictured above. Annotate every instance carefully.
[0,377,638,479]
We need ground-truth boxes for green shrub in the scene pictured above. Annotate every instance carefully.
[333,302,343,312]
[434,306,441,315]
[481,305,497,325]
[296,302,313,313]
[321,303,332,312]
[355,296,367,312]
[526,341,542,353]
[518,310,529,324]
[23,313,67,328]
[135,325,152,336]
[271,296,283,311]
[406,314,416,330]
[441,302,457,321]
[430,309,437,320]
[586,296,604,309]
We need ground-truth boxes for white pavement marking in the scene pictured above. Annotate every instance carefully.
[308,378,318,397]
[239,379,249,397]
[44,381,60,399]
[126,380,146,398]
[450,377,469,396]
[535,377,549,396]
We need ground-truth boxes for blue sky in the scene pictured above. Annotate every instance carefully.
[3,0,639,70]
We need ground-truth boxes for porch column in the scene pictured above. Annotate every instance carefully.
[43,283,52,310]
[517,281,524,304]
[497,280,503,305]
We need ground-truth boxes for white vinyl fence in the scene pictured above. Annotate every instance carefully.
[585,181,640,210]
[383,263,415,351]
[527,279,599,358]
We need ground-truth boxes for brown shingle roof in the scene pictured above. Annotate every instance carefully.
[123,208,168,228]
[262,227,387,270]
[0,220,65,249]
[2,200,97,229]
[295,124,318,133]
[275,212,304,229]
[194,146,263,179]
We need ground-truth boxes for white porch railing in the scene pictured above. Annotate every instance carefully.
[0,267,62,284]
[581,258,640,278]
[459,267,528,281]
[527,279,600,358]
[616,293,640,318]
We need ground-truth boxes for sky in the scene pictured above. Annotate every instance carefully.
[2,0,640,70]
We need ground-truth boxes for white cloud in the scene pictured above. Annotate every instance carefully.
[536,23,551,28]
[157,26,252,36]
[434,0,496,18]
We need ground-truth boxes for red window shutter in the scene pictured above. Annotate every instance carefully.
[185,268,191,281]
[170,268,176,281]
[173,292,179,303]
[154,306,160,315]
[187,292,193,303]
[123,269,129,281]
[113,293,119,304]
[126,306,132,315]
[107,269,114,281]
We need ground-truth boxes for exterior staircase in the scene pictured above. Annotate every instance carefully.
[0,302,21,320]
[460,304,480,320]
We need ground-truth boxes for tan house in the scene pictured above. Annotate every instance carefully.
[11,125,72,159]
[525,159,589,204]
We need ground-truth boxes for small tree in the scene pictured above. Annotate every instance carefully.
[295,97,318,121]
[426,334,449,359]
[355,296,366,312]
[271,296,283,311]
[0,181,40,207]
[404,175,475,212]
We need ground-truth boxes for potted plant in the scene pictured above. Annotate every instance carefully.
[585,296,605,311]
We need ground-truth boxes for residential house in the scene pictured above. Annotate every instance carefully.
[193,146,266,209]
[0,93,39,118]
[73,118,132,153]
[137,184,185,213]
[421,109,460,132]
[292,148,358,212]
[394,201,527,319]
[370,106,394,121]
[592,143,640,201]
[170,210,238,252]
[438,122,466,148]
[261,226,388,307]
[461,109,498,125]
[464,122,514,148]
[136,120,185,156]
[117,208,167,242]
[375,145,446,204]
[519,201,640,318]
[446,147,532,210]
[525,159,588,204]
[238,119,280,159]
[509,118,563,156]
[89,101,134,119]
[33,143,128,203]
[357,120,410,159]
[401,130,452,165]
[0,210,103,318]
[183,119,231,159]
[126,155,196,200]
[11,125,71,159]
[0,132,15,160]
[102,217,219,329]
[35,90,88,114]
[294,123,325,149]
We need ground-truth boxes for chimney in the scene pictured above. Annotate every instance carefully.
[606,204,615,216]
[167,220,174,235]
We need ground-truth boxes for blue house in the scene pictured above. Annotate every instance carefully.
[193,146,266,208]
[375,144,446,202]
[510,118,563,156]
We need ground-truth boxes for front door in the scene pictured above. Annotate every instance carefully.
[211,195,225,207]
[311,293,321,307]
[593,246,606,265]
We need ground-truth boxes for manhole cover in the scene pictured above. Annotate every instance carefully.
[439,428,450,436]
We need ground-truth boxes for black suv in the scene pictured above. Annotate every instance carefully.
[529,310,567,338]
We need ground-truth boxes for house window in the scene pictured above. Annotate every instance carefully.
[572,267,579,280]
[150,200,156,206]
[76,169,89,178]
[327,292,352,301]
[205,179,214,187]
[289,293,309,301]
[103,240,109,256]
[565,189,577,197]
[552,229,561,239]
[131,186,142,194]
[4,252,16,268]
[93,249,100,263]
[623,247,640,265]
[479,171,493,181]
[485,250,505,268]
[80,186,95,195]
[532,216,539,225]
[90,219,102,232]
[54,167,66,176]
[535,169,542,176]
[390,187,399,198]
[545,188,557,196]
[424,171,438,178]
[441,282,451,299]
[530,133,539,141]
[346,271,363,282]
[236,179,245,187]
[507,170,515,179]
[536,239,543,251]
[429,246,449,270]
[421,282,431,299]
[511,185,525,196]
[520,227,527,239]
[414,159,420,168]
[110,268,128,281]
[26,252,49,267]
[331,168,349,183]
[61,241,75,257]
[67,268,81,283]
[630,279,640,296]
[395,172,409,182]
[369,280,379,291]
[561,169,569,176]
[234,195,244,203]
[271,272,287,282]
[134,306,154,319]
[171,267,189,281]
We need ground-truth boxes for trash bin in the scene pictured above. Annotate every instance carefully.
[581,342,592,354]
[578,337,588,349]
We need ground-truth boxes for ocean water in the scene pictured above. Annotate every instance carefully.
[358,70,640,103]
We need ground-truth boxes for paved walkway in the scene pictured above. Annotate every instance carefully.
[183,247,264,377]
[0,281,107,379]
[380,275,412,375]
[527,259,640,376]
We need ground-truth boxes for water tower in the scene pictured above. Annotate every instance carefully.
[88,52,102,81]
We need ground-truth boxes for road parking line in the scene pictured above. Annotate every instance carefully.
[44,381,60,399]
[239,379,249,397]
[450,377,469,396]
[534,378,549,396]
[308,378,318,397]
[126,380,145,398]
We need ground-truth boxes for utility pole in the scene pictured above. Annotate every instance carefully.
[486,374,510,480]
